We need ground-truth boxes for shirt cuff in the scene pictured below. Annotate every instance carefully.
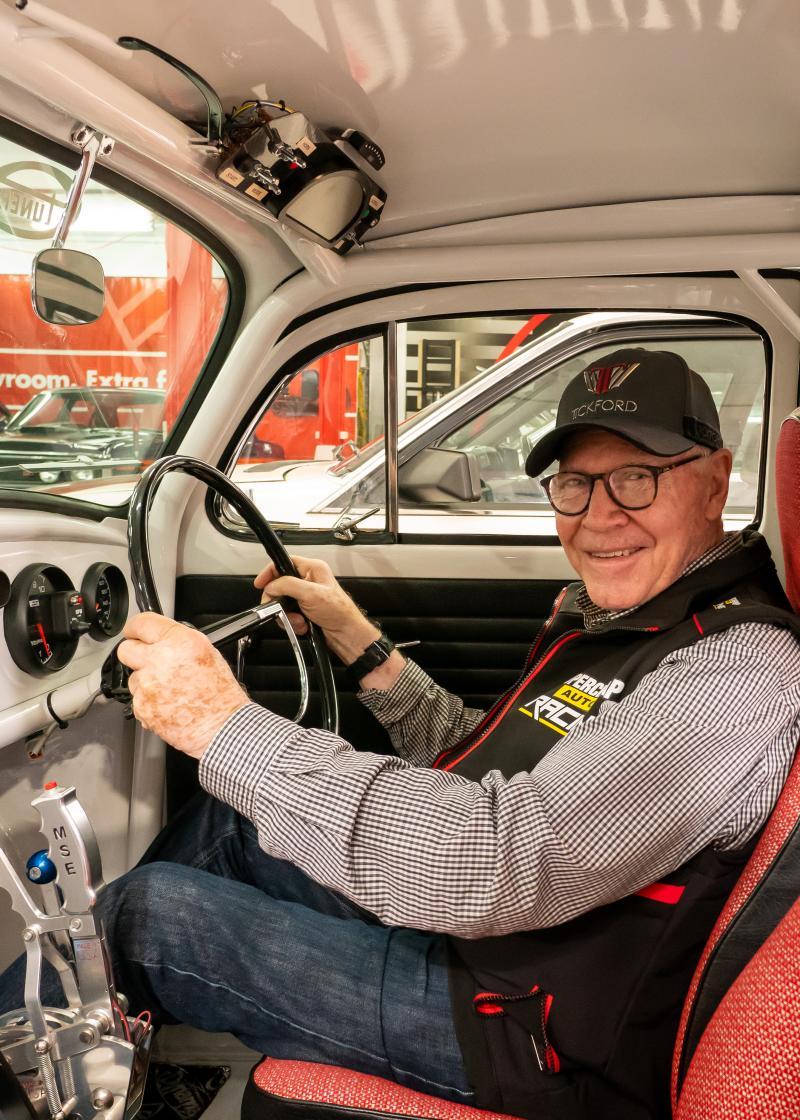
[358,658,436,726]
[198,702,299,821]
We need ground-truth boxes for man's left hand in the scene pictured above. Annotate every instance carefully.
[117,613,250,759]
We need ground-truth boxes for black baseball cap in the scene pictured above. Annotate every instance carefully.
[525,347,724,477]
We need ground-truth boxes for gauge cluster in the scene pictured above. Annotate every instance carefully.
[3,562,128,677]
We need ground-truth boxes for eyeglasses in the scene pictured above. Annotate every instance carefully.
[540,454,707,516]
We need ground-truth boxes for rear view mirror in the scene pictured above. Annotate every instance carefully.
[31,248,105,325]
[398,447,481,504]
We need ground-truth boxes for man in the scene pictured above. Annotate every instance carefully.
[5,350,800,1119]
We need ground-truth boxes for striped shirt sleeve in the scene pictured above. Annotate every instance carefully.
[358,659,485,767]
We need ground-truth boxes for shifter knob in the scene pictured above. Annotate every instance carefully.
[25,850,57,885]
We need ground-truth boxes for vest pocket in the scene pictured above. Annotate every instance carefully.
[474,984,561,1075]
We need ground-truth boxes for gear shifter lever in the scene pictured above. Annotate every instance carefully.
[0,782,152,1119]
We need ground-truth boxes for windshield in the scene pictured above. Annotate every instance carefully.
[0,134,229,502]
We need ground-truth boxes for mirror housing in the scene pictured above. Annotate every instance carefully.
[31,249,105,325]
[398,447,481,504]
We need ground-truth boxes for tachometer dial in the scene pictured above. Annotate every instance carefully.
[81,563,129,639]
[4,565,89,676]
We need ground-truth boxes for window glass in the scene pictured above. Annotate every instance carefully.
[0,135,228,504]
[231,315,560,534]
[399,333,765,536]
[230,336,386,531]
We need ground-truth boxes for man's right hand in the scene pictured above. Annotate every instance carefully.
[254,556,386,670]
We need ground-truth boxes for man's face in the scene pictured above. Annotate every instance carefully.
[555,430,732,610]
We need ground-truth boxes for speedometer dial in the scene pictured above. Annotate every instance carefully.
[81,563,129,639]
[4,565,87,676]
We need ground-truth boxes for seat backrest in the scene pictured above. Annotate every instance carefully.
[671,410,800,1114]
[675,895,800,1119]
[776,408,800,612]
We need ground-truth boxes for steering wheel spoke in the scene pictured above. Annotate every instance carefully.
[202,601,310,724]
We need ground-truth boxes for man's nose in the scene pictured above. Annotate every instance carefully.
[580,478,630,526]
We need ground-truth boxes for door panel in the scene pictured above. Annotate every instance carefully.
[175,573,565,755]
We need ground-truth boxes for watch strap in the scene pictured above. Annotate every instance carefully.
[346,633,395,685]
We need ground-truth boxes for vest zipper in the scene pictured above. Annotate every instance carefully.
[432,609,661,773]
[474,985,561,1075]
[435,629,585,771]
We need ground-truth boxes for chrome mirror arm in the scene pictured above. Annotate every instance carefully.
[53,126,115,249]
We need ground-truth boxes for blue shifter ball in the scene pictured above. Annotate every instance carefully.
[26,849,57,884]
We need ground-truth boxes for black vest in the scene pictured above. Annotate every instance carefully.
[441,533,800,1120]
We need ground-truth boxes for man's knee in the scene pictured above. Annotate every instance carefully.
[100,862,210,954]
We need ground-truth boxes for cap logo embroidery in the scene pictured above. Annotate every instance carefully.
[583,362,640,395]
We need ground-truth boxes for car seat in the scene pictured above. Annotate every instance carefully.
[241,410,800,1120]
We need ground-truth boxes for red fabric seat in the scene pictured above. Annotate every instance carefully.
[243,411,800,1120]
[242,1059,520,1120]
[777,408,800,613]
[674,896,800,1120]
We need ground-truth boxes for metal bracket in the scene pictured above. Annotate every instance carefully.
[333,506,381,542]
[53,127,115,250]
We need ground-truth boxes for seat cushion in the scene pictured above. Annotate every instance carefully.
[675,895,800,1119]
[242,1058,522,1120]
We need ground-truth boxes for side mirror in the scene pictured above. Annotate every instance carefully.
[398,447,481,504]
[31,249,105,325]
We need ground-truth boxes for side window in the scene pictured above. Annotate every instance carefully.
[231,336,385,530]
[0,133,229,503]
[397,331,766,536]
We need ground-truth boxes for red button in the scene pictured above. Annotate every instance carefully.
[44,781,58,790]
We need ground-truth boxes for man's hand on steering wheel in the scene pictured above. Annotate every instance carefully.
[256,556,406,689]
[118,614,250,759]
[255,555,379,660]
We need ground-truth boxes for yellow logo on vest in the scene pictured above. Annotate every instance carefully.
[518,673,625,736]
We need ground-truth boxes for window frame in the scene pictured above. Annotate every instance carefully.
[213,309,771,546]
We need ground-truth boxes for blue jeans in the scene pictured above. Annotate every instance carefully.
[0,793,473,1103]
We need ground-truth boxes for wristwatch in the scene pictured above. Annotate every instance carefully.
[346,633,396,685]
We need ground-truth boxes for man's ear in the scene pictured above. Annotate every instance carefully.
[704,448,733,520]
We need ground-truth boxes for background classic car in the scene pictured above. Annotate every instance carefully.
[0,386,165,482]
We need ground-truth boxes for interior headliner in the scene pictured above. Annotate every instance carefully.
[21,0,800,240]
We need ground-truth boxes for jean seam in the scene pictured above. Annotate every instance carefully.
[128,958,388,1066]
[389,1063,474,1098]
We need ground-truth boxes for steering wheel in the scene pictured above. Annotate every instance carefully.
[123,454,339,733]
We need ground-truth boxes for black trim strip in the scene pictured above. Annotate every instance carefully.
[0,489,126,521]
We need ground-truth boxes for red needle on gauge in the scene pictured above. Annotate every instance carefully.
[36,623,51,656]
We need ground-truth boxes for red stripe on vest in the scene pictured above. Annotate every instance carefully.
[635,882,686,905]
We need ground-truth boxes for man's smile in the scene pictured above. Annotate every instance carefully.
[583,546,647,562]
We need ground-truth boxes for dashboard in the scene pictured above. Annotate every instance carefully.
[0,506,135,751]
